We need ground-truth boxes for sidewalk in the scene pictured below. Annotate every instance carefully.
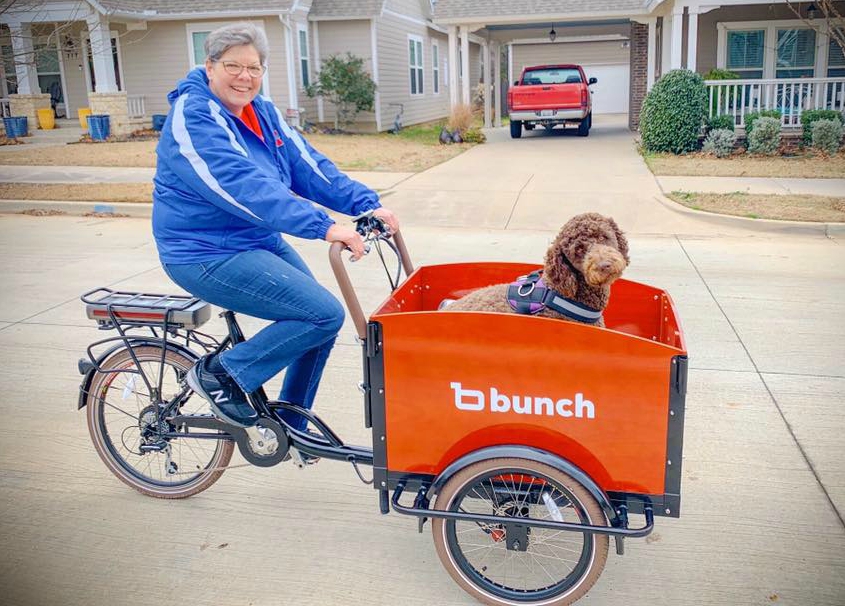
[657,175,845,196]
[0,164,413,190]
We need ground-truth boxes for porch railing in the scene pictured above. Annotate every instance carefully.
[705,77,845,129]
[127,94,146,118]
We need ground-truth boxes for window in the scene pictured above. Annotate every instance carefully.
[298,26,310,89]
[408,36,423,95]
[776,28,816,78]
[35,42,62,103]
[432,42,439,93]
[829,30,845,77]
[727,30,764,78]
[191,31,209,68]
[2,45,17,95]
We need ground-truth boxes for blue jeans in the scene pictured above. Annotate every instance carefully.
[162,240,345,431]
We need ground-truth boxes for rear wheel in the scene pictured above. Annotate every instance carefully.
[510,120,522,138]
[86,346,234,498]
[432,457,609,606]
[577,113,591,137]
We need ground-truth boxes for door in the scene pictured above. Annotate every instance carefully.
[580,63,629,114]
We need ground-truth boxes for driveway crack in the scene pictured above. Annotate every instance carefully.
[504,174,534,229]
[676,236,845,529]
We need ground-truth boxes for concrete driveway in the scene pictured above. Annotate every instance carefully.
[0,118,843,606]
[385,114,748,235]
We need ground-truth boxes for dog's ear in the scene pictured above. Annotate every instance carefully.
[544,242,578,298]
[608,217,630,265]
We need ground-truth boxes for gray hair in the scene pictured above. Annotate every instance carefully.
[204,22,269,65]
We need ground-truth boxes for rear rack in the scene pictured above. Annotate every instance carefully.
[81,287,211,330]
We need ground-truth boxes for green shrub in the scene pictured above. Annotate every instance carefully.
[461,127,487,143]
[811,118,844,154]
[801,109,842,145]
[640,69,708,154]
[747,117,781,155]
[744,110,781,134]
[705,114,736,132]
[702,128,737,158]
[305,53,376,130]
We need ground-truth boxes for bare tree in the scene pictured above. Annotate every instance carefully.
[785,0,845,62]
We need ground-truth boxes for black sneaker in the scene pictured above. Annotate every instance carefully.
[186,355,258,427]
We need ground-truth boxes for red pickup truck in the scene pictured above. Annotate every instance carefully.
[507,64,596,138]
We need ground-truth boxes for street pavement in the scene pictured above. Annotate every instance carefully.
[0,115,843,606]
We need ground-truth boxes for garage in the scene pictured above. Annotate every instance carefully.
[511,36,631,115]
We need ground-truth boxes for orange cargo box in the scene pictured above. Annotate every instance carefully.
[366,262,687,517]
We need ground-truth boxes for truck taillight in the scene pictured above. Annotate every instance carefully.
[507,90,513,110]
[581,88,588,108]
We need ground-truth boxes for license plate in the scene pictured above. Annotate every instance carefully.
[540,110,554,117]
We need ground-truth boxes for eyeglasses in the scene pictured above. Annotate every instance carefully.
[216,60,265,78]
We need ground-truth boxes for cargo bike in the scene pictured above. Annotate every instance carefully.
[78,214,687,606]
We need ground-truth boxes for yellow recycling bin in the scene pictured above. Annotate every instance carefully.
[78,107,92,130]
[37,108,55,130]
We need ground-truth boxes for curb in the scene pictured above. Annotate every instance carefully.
[653,194,845,237]
[0,199,153,218]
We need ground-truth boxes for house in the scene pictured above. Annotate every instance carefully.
[0,0,485,135]
[431,0,845,130]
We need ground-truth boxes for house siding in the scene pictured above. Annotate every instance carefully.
[375,11,451,129]
[115,17,289,117]
[292,16,317,122]
[312,19,376,129]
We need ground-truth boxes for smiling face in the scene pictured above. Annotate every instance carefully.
[205,44,262,116]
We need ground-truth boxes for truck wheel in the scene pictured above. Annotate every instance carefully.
[510,120,522,138]
[577,114,591,137]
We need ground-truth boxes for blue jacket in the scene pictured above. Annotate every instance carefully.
[152,68,380,264]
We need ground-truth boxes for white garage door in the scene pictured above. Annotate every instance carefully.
[581,64,630,114]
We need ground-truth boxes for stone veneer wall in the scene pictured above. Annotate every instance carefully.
[629,22,648,131]
[8,94,51,134]
[87,92,131,136]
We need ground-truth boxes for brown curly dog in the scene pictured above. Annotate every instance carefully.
[445,213,629,327]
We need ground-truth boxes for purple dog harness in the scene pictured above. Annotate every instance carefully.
[506,271,602,324]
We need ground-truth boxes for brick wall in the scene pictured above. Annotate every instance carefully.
[8,94,51,134]
[88,92,131,136]
[629,22,648,131]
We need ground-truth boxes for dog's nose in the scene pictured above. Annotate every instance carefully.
[598,261,613,273]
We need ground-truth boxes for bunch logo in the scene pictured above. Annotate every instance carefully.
[450,382,595,419]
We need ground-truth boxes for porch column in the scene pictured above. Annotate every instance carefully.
[687,7,699,71]
[647,18,657,89]
[448,26,458,108]
[86,13,118,92]
[460,25,470,105]
[8,22,39,95]
[483,42,491,127]
[493,42,502,127]
[670,5,683,70]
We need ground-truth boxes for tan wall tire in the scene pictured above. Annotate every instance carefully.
[431,457,609,606]
[86,346,234,499]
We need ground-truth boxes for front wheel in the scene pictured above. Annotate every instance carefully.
[86,346,234,498]
[510,120,522,138]
[432,457,609,606]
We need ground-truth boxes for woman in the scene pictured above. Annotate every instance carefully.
[153,22,398,435]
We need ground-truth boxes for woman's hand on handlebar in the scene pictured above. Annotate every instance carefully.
[373,207,399,234]
[325,223,366,261]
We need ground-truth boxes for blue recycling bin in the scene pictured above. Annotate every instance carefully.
[151,114,167,131]
[3,116,28,138]
[87,114,110,141]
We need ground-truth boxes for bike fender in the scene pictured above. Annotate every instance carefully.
[77,339,199,410]
[429,444,620,527]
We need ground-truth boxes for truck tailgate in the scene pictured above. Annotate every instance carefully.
[511,84,581,109]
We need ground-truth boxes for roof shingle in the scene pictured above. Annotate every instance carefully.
[309,0,385,19]
[95,0,294,16]
[433,0,650,21]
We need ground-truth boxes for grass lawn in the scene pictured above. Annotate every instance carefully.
[644,151,845,178]
[667,190,845,222]
[0,119,472,173]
